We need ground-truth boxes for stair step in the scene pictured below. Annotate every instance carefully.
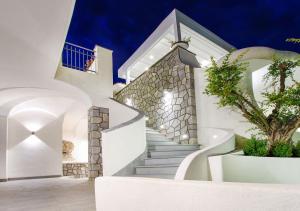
[131,174,174,179]
[151,144,200,151]
[147,141,176,146]
[136,165,179,175]
[147,136,170,142]
[144,156,185,165]
[149,149,197,158]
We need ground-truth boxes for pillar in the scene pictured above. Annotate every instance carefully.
[88,106,109,180]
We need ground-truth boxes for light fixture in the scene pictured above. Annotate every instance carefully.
[31,131,35,135]
[201,60,210,67]
[182,134,189,140]
[145,116,149,121]
[149,55,154,60]
[163,91,173,104]
[125,98,133,106]
[212,135,218,139]
[160,125,165,129]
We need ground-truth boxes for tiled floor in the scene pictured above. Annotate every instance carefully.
[0,177,95,211]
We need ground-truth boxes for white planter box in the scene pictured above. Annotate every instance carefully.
[209,153,300,184]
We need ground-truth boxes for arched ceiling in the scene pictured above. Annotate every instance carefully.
[0,0,92,117]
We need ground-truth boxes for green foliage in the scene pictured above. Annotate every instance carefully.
[293,141,300,157]
[205,53,247,107]
[243,137,268,156]
[270,142,293,157]
[286,38,300,44]
[205,51,300,146]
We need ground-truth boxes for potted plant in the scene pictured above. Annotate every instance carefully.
[170,37,191,49]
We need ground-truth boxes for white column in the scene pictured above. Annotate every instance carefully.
[0,115,7,180]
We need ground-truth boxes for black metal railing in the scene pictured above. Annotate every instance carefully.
[62,42,96,73]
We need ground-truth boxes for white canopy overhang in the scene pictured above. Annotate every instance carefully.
[118,9,235,82]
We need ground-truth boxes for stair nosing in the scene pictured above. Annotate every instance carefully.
[148,144,200,146]
[144,156,186,160]
[149,149,199,152]
[136,164,180,168]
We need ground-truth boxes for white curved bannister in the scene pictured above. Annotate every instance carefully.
[175,128,235,181]
[102,99,146,176]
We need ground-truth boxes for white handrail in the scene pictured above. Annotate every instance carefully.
[101,99,146,176]
[175,128,235,181]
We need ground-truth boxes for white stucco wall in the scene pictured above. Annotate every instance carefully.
[209,153,300,184]
[102,115,146,176]
[55,45,113,107]
[194,68,253,139]
[175,128,235,181]
[95,177,300,211]
[7,111,63,178]
[0,116,7,179]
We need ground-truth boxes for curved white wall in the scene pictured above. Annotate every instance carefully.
[175,128,235,181]
[102,115,146,176]
[101,99,146,176]
[194,68,253,139]
[105,99,138,128]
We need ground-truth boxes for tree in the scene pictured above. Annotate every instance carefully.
[205,52,300,148]
[286,38,300,44]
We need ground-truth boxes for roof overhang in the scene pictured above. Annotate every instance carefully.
[118,9,235,80]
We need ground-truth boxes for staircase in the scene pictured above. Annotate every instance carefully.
[133,127,200,179]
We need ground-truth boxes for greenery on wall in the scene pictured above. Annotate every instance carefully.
[205,51,300,157]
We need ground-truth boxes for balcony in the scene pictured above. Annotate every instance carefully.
[61,42,97,73]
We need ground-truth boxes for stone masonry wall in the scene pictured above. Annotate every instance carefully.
[88,106,109,179]
[115,47,197,144]
[63,163,88,178]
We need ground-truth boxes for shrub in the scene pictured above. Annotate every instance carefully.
[293,141,300,157]
[243,137,268,156]
[270,142,293,157]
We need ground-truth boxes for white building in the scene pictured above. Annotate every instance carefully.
[1,1,300,211]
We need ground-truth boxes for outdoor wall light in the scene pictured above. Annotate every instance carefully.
[213,135,218,139]
[160,125,165,129]
[182,134,189,140]
[163,91,173,104]
[145,116,149,121]
[125,98,133,106]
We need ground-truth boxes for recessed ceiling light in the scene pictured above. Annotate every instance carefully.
[149,55,154,60]
[201,60,210,67]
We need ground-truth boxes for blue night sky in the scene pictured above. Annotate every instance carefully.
[66,0,300,83]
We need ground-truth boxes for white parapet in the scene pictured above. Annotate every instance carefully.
[209,153,300,184]
[102,99,146,176]
[95,176,300,211]
[175,127,235,181]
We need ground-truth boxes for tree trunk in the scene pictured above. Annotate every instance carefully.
[268,128,295,146]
